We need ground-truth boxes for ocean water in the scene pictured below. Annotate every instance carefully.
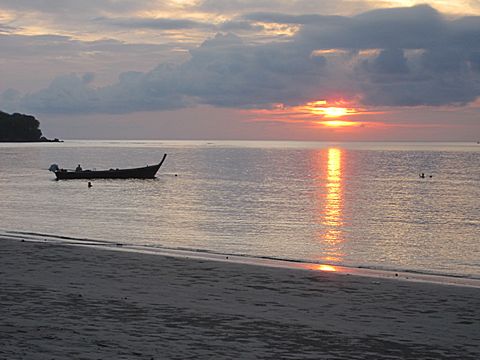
[0,140,479,279]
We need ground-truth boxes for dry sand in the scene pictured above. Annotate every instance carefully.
[1,238,479,359]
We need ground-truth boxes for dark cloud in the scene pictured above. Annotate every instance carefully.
[294,5,446,50]
[177,33,327,108]
[5,33,326,113]
[293,5,480,106]
[367,48,409,74]
[2,5,480,114]
[15,70,187,114]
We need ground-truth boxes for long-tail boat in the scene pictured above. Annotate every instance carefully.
[52,153,167,180]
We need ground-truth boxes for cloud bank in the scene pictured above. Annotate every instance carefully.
[2,5,480,115]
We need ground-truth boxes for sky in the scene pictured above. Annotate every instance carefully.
[1,0,480,141]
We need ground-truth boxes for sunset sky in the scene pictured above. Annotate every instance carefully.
[1,0,480,141]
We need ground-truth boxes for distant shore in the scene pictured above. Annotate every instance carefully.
[1,237,479,359]
[0,111,62,143]
[0,138,63,143]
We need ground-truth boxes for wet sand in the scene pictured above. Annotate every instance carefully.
[1,238,479,359]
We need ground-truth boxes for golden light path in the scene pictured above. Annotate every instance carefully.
[313,148,345,266]
[324,148,343,245]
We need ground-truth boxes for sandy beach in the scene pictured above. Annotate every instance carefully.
[1,238,479,359]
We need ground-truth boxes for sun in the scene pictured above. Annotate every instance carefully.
[301,100,362,127]
[320,107,349,118]
[306,100,357,118]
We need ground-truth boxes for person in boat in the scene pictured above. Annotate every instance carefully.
[76,164,83,172]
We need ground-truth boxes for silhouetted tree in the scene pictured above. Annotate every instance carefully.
[0,111,43,141]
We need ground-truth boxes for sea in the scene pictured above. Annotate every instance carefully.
[0,140,479,279]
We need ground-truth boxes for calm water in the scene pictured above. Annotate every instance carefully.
[1,140,479,278]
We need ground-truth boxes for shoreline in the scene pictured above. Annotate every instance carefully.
[1,236,479,359]
[2,231,480,288]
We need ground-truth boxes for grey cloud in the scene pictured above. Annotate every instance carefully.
[368,48,409,74]
[15,70,187,115]
[0,23,15,33]
[0,1,169,40]
[0,89,22,113]
[468,51,480,71]
[196,0,371,15]
[296,5,446,50]
[97,64,187,113]
[295,5,480,107]
[0,0,147,15]
[0,33,170,59]
[244,12,343,25]
[99,16,265,33]
[82,72,95,84]
[0,34,74,58]
[177,33,327,108]
[98,17,216,30]
[196,0,293,13]
[356,45,480,106]
[21,74,99,113]
[218,20,265,32]
[2,5,480,113]
[360,76,479,107]
[9,33,326,113]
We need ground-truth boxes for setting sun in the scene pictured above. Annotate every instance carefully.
[321,107,349,117]
[305,100,358,119]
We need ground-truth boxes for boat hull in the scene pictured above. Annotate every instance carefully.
[55,154,167,180]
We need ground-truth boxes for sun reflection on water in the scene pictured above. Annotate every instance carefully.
[325,148,342,227]
[315,148,345,263]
